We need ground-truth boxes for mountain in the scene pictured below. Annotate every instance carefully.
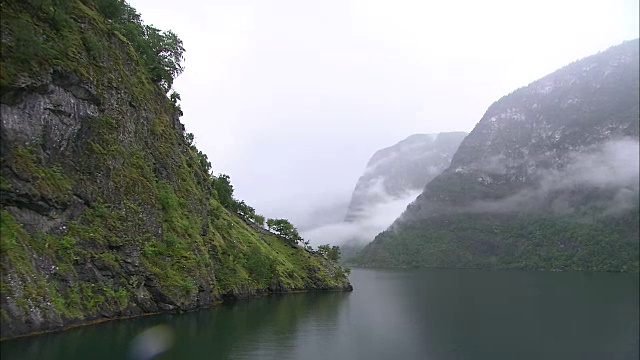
[344,132,467,222]
[353,40,640,272]
[334,133,466,261]
[0,1,350,339]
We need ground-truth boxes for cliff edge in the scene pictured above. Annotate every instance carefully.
[0,0,350,339]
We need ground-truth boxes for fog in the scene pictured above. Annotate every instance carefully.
[301,190,422,246]
[468,138,640,215]
[126,0,639,244]
[287,195,351,232]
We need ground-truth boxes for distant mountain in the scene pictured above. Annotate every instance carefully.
[353,40,640,272]
[333,132,466,262]
[344,132,467,222]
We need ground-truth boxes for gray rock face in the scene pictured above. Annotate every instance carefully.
[0,62,185,338]
[344,132,467,222]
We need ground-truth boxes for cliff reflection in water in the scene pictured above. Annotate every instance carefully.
[168,291,350,359]
[1,291,351,360]
[2,268,638,360]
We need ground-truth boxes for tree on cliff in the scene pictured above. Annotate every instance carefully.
[210,174,265,226]
[266,218,303,244]
[4,1,184,93]
[212,174,235,209]
[141,25,184,91]
[94,0,184,92]
[317,245,341,262]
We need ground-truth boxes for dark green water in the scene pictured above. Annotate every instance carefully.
[2,268,638,360]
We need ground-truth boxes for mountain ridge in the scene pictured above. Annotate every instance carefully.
[344,132,467,223]
[353,39,640,271]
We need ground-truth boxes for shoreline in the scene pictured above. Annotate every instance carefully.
[0,284,353,341]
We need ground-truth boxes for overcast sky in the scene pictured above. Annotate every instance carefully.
[128,0,638,229]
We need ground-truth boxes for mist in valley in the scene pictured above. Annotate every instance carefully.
[301,189,422,247]
[466,138,640,216]
[127,0,638,245]
[2,0,639,358]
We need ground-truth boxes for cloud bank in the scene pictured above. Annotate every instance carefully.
[301,190,422,246]
[468,138,640,215]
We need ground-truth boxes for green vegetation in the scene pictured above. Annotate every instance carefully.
[352,211,639,272]
[317,244,341,262]
[211,173,267,226]
[0,0,350,339]
[266,218,303,244]
[352,40,639,273]
[1,0,184,92]
[10,146,74,200]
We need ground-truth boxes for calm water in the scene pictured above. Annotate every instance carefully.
[2,268,638,360]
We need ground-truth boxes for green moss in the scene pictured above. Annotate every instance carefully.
[15,299,29,313]
[0,281,11,297]
[50,293,67,315]
[0,173,11,191]
[0,210,38,277]
[0,211,20,255]
[80,282,105,313]
[0,309,10,323]
[93,251,121,268]
[101,282,130,310]
[9,146,74,200]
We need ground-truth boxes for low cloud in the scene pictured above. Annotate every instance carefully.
[301,190,421,246]
[293,198,351,232]
[301,138,639,246]
[467,138,639,215]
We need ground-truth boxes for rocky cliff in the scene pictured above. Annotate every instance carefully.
[344,132,467,222]
[353,40,639,271]
[0,0,350,340]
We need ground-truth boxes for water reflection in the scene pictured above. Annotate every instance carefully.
[1,291,351,360]
[2,269,638,360]
[393,269,640,360]
[164,291,350,359]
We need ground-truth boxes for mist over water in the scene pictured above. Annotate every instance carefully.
[301,190,421,246]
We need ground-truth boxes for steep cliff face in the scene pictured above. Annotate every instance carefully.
[354,40,639,271]
[344,132,467,222]
[0,1,350,339]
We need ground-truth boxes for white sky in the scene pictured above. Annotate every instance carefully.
[128,0,638,228]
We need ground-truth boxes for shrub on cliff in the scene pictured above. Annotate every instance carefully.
[2,0,184,92]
